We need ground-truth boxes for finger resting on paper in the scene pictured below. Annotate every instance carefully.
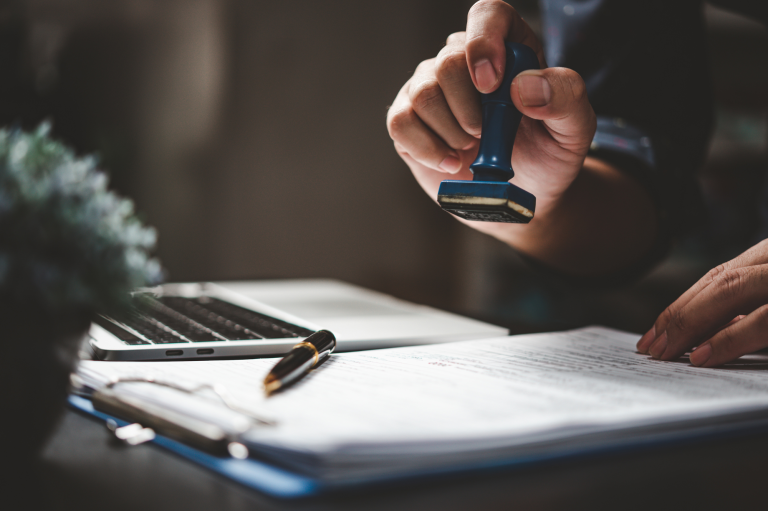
[652,264,768,361]
[645,244,768,346]
[690,305,768,367]
[672,241,768,319]
[645,268,730,350]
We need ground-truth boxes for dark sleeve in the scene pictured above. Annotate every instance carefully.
[532,0,713,284]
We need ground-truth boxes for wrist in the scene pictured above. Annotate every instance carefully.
[513,155,592,220]
[482,156,657,276]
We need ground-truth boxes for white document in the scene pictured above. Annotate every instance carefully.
[78,327,768,479]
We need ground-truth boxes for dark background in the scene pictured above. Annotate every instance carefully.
[3,0,767,334]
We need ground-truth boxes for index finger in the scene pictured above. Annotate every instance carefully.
[637,239,768,353]
[465,0,546,93]
[675,240,768,313]
[651,264,768,361]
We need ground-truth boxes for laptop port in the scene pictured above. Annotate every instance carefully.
[165,350,183,356]
[197,348,214,355]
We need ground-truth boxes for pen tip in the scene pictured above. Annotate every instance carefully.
[263,378,281,396]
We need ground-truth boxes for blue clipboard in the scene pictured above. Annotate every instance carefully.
[69,395,319,498]
[69,394,768,499]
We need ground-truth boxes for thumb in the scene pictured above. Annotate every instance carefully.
[510,68,596,152]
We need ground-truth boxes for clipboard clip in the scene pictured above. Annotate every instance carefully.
[106,419,156,446]
[92,377,274,459]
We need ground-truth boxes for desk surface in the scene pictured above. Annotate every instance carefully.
[37,407,768,511]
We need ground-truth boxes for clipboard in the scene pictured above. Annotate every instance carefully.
[68,393,768,500]
[69,395,319,498]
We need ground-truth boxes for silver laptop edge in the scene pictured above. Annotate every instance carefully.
[89,279,508,361]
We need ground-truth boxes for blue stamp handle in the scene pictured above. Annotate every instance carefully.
[471,42,539,182]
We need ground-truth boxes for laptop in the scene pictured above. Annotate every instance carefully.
[89,279,508,360]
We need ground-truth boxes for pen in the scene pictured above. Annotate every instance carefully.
[263,330,336,395]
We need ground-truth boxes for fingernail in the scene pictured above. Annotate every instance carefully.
[474,59,497,92]
[649,330,668,359]
[517,73,551,107]
[438,154,461,173]
[636,325,656,354]
[690,343,712,367]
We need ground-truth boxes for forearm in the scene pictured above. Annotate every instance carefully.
[484,156,658,276]
[387,2,658,278]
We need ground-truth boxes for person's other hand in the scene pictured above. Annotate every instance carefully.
[637,239,768,367]
[385,0,596,239]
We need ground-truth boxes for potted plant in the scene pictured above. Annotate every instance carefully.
[0,124,162,464]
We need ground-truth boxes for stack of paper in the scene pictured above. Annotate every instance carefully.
[77,327,768,481]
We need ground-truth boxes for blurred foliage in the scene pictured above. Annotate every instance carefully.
[0,123,162,320]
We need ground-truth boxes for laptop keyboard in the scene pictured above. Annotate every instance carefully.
[94,295,314,345]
